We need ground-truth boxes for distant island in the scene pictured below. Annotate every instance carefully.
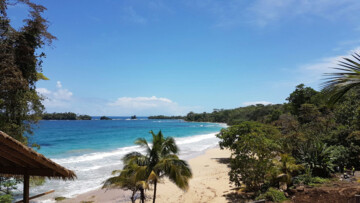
[42,112,92,120]
[131,115,137,119]
[100,116,112,120]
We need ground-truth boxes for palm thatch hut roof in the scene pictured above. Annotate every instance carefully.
[0,131,76,179]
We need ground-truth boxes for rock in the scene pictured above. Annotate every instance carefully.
[297,186,305,192]
[280,182,288,191]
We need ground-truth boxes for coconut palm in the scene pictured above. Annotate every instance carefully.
[123,130,192,203]
[323,53,360,104]
[103,163,148,203]
[273,154,303,186]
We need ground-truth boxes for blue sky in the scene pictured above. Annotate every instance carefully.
[7,0,360,116]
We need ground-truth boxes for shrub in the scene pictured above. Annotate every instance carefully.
[0,194,13,203]
[55,197,66,201]
[255,187,287,202]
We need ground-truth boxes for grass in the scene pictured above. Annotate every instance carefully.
[256,187,288,202]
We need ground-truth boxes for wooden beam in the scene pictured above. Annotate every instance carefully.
[24,172,29,203]
[16,190,55,203]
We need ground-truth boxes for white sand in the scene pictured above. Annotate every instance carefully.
[62,147,233,203]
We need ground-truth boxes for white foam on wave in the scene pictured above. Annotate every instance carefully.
[53,145,142,164]
[31,130,225,202]
[175,133,218,145]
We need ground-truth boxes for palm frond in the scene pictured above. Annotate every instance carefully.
[123,152,149,166]
[135,138,151,154]
[322,53,360,104]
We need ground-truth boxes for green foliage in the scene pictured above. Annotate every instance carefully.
[148,115,184,119]
[103,164,148,203]
[184,104,286,125]
[0,0,55,144]
[42,112,77,120]
[55,197,67,201]
[298,142,334,177]
[286,84,318,115]
[42,112,92,120]
[217,122,281,191]
[255,187,287,202]
[323,53,360,104]
[208,82,360,194]
[293,168,330,186]
[0,177,20,202]
[122,131,192,203]
[77,115,92,120]
[0,194,13,203]
[100,116,112,120]
[273,154,303,184]
[30,176,46,187]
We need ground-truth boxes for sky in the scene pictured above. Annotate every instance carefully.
[6,0,360,116]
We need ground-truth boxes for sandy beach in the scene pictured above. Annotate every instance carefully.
[62,147,233,203]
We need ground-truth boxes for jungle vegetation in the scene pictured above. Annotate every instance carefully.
[42,112,92,120]
[0,0,53,201]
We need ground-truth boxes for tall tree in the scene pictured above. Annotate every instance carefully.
[0,1,53,201]
[323,53,360,104]
[0,0,54,145]
[217,122,281,191]
[286,84,318,116]
[123,131,192,203]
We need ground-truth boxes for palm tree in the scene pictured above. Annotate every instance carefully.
[273,154,303,189]
[103,163,148,203]
[323,53,360,104]
[123,130,192,203]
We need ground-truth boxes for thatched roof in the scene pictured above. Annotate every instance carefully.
[0,131,76,180]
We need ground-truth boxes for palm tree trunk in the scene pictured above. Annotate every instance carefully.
[130,190,136,203]
[152,180,157,203]
[139,188,145,203]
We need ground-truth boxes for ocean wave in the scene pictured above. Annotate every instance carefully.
[31,131,223,201]
[175,133,218,145]
[53,145,142,164]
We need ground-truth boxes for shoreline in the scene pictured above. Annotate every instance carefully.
[61,146,233,203]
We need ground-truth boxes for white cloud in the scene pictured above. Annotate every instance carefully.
[37,88,51,95]
[109,96,172,108]
[37,81,73,108]
[56,81,62,88]
[297,46,360,85]
[36,85,198,116]
[107,96,194,115]
[242,101,272,106]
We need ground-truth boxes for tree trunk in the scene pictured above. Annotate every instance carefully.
[131,190,136,203]
[139,188,145,203]
[152,180,157,203]
[24,172,29,203]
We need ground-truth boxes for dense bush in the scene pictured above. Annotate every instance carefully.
[255,187,287,202]
[214,84,360,193]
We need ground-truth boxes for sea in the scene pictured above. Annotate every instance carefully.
[17,117,226,202]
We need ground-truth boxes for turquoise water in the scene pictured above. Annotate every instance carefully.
[27,118,225,202]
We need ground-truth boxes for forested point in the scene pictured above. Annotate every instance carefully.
[42,112,92,120]
[148,115,185,119]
